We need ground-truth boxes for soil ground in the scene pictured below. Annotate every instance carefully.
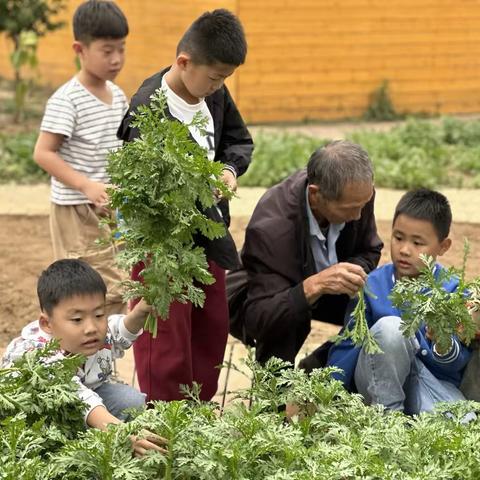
[1,207,480,401]
[2,214,480,348]
[1,186,480,351]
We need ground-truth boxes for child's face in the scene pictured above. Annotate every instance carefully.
[74,37,126,82]
[180,58,236,100]
[39,293,108,356]
[391,214,451,279]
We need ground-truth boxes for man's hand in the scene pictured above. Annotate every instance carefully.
[303,262,367,305]
[130,429,167,458]
[81,179,109,208]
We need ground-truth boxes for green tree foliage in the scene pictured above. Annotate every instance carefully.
[0,0,66,37]
[107,90,232,336]
[0,0,67,121]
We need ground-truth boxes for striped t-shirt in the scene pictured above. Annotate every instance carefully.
[40,77,128,205]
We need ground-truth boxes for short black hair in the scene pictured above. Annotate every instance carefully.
[393,188,452,241]
[73,0,129,43]
[37,259,107,315]
[177,9,247,66]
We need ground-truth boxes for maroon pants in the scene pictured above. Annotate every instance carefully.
[131,260,229,402]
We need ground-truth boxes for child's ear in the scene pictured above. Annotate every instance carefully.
[39,311,53,334]
[176,52,191,70]
[72,41,83,56]
[438,237,452,256]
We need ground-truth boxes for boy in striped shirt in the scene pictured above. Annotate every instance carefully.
[34,0,128,316]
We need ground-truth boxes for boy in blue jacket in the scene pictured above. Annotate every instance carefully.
[327,188,472,415]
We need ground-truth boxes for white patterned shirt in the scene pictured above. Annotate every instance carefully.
[2,314,141,421]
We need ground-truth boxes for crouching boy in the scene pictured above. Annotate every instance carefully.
[327,189,473,415]
[2,259,164,455]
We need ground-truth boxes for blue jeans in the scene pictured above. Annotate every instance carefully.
[354,316,466,414]
[94,382,146,421]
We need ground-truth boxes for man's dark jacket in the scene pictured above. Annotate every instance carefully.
[117,67,253,270]
[241,169,383,364]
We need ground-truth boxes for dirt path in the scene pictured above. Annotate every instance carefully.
[1,212,480,402]
[2,183,480,224]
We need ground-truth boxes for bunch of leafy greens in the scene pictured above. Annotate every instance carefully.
[0,340,158,479]
[0,339,85,436]
[0,340,85,476]
[333,287,383,354]
[390,245,480,353]
[335,243,480,355]
[107,89,231,336]
[6,343,480,478]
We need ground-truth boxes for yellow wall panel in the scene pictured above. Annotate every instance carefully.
[0,0,236,99]
[236,0,480,122]
[1,0,480,122]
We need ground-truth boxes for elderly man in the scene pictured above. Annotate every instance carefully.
[240,140,383,365]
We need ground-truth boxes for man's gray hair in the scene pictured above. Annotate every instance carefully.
[306,140,373,200]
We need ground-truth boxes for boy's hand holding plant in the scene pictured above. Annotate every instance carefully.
[336,241,480,355]
[390,242,480,354]
[220,168,238,193]
[130,429,167,458]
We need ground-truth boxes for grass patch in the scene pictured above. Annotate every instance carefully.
[0,76,52,121]
[0,131,47,183]
[239,131,325,188]
[2,115,480,189]
[241,117,480,189]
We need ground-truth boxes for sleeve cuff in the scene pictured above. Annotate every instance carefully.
[290,282,312,321]
[222,164,238,178]
[117,314,143,342]
[433,338,459,363]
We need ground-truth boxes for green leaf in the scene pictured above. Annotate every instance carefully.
[333,287,383,354]
[390,241,478,353]
[107,89,231,335]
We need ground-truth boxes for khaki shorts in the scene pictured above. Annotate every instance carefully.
[49,203,126,316]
